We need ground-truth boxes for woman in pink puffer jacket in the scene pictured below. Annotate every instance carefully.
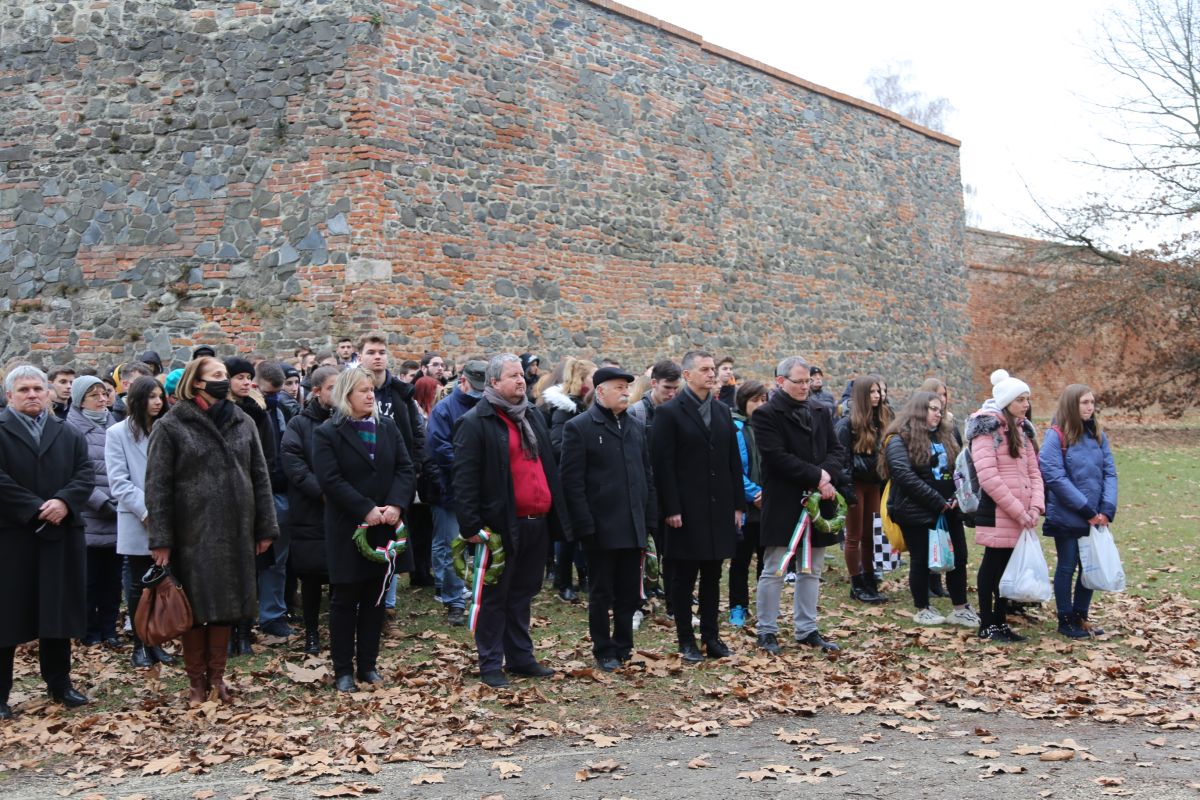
[965,370,1044,643]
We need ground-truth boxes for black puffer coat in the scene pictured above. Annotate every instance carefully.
[882,433,957,528]
[281,397,332,577]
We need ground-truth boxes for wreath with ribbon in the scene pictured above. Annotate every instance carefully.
[353,521,408,563]
[805,491,848,535]
[451,529,506,585]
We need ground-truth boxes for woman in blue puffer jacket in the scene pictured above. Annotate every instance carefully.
[1039,384,1118,640]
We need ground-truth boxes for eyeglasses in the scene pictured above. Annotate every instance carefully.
[782,376,811,386]
[928,407,944,415]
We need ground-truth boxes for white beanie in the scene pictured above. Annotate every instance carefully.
[990,369,1030,410]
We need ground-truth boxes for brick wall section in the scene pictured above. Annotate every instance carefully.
[1,0,968,396]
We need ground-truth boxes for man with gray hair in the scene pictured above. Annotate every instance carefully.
[750,356,848,655]
[0,366,96,717]
[453,354,572,688]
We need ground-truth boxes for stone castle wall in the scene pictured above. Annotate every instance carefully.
[2,0,968,395]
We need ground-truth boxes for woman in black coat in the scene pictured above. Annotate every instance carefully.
[313,368,414,693]
[281,366,339,655]
[879,392,977,628]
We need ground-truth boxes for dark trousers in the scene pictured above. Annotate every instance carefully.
[408,503,434,583]
[0,639,72,701]
[585,546,642,660]
[977,546,1014,628]
[475,517,547,673]
[554,539,587,590]
[901,518,969,608]
[844,482,881,577]
[329,579,385,677]
[670,558,722,645]
[728,521,764,609]
[300,576,326,632]
[125,554,154,642]
[86,545,124,643]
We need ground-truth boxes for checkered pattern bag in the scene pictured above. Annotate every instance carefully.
[872,514,902,573]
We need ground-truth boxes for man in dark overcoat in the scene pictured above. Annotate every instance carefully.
[0,366,95,717]
[650,350,745,663]
[453,354,572,688]
[560,366,657,672]
[751,355,848,655]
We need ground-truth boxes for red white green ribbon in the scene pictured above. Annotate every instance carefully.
[778,507,812,576]
[467,529,492,632]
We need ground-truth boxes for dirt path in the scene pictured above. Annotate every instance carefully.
[5,708,1196,799]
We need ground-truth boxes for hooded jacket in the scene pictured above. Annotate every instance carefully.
[64,406,117,547]
[425,385,480,507]
[541,384,585,456]
[966,405,1044,549]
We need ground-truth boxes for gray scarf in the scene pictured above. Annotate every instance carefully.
[683,384,713,430]
[484,386,539,459]
[8,406,47,446]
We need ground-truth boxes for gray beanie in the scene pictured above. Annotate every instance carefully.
[71,375,106,408]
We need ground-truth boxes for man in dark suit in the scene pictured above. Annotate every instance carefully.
[650,351,745,663]
[0,366,95,718]
[560,366,657,672]
[453,354,572,688]
[751,356,848,655]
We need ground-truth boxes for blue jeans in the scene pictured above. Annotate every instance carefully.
[1052,535,1093,617]
[259,493,290,624]
[432,504,466,608]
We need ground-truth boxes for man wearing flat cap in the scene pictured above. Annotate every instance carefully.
[560,367,657,672]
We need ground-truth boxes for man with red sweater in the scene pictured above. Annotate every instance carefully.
[452,354,572,688]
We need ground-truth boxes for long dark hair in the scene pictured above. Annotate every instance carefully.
[1053,384,1102,447]
[849,374,892,454]
[877,391,959,479]
[126,375,165,441]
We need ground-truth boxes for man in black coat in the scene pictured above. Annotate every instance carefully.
[560,367,657,672]
[650,351,745,663]
[751,356,848,655]
[0,366,96,718]
[453,354,571,688]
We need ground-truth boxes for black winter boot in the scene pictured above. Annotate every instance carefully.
[864,571,888,603]
[1057,613,1089,639]
[304,626,320,655]
[849,574,876,603]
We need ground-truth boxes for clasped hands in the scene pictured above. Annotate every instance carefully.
[365,505,402,527]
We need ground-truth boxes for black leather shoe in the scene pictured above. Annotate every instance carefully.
[557,587,577,602]
[703,638,731,659]
[130,644,154,669]
[103,636,123,651]
[595,656,621,672]
[357,669,383,684]
[303,631,320,655]
[480,670,509,688]
[506,661,554,678]
[149,645,176,666]
[0,702,13,720]
[335,674,357,693]
[49,687,89,708]
[678,643,703,663]
[757,633,782,655]
[796,631,840,652]
[446,606,466,627]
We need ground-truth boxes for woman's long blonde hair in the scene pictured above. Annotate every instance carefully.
[331,368,377,420]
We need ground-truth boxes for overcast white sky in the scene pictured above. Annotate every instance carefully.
[620,0,1133,237]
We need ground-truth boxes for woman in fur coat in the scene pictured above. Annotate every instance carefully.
[145,357,278,705]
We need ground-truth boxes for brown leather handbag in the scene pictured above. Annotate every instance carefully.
[134,565,194,646]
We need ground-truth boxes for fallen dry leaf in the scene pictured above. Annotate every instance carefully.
[492,761,522,779]
[737,769,778,783]
[1040,750,1076,762]
[410,774,444,785]
[141,753,184,777]
[687,758,710,769]
[311,785,380,798]
[586,759,621,773]
[1097,777,1125,787]
[968,749,1001,759]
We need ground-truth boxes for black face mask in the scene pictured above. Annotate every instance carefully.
[201,380,230,401]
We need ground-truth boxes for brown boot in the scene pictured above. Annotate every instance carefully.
[205,625,233,704]
[179,627,208,706]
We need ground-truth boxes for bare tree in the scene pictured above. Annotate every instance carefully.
[865,61,954,133]
[1002,0,1200,417]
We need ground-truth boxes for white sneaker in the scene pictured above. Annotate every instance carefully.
[632,610,644,632]
[913,607,946,625]
[784,572,797,584]
[945,606,981,627]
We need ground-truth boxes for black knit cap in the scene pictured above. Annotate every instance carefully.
[224,357,255,379]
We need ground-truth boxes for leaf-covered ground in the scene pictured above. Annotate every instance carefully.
[1,445,1196,797]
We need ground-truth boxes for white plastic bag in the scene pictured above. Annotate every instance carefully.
[999,529,1053,603]
[1078,525,1126,592]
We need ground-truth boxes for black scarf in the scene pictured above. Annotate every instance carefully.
[773,389,811,432]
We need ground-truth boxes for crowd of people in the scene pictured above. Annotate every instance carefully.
[0,338,1118,715]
